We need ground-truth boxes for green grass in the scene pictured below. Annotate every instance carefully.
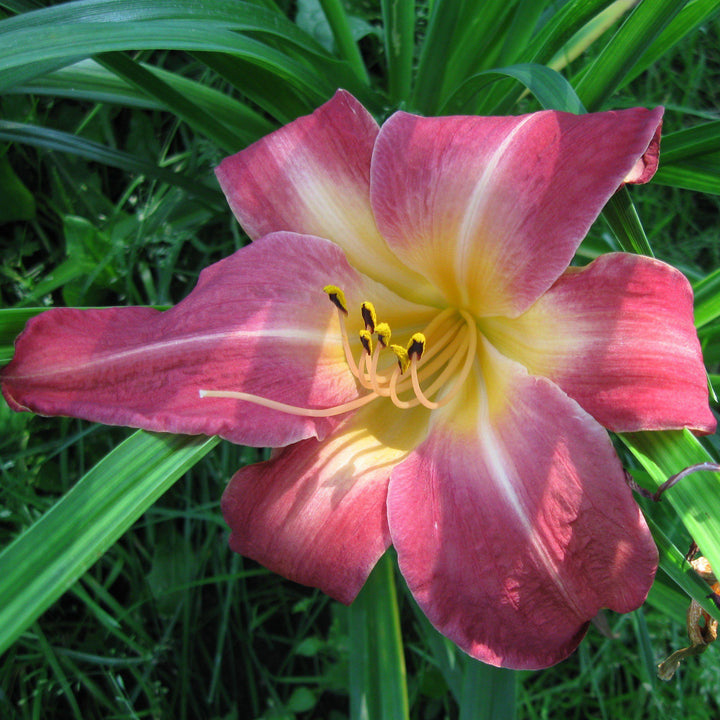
[1,1,719,718]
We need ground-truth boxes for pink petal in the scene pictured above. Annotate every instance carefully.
[1,233,402,447]
[483,253,716,434]
[222,402,430,603]
[215,90,434,300]
[371,107,663,317]
[624,119,662,184]
[387,345,657,669]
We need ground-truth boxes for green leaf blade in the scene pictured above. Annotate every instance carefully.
[575,0,687,111]
[0,430,219,655]
[621,430,720,584]
[349,552,409,720]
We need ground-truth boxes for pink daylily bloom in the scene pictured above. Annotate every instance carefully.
[2,91,715,670]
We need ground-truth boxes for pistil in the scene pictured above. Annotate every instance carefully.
[198,387,378,416]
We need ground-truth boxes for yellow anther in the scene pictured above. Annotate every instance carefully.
[389,344,410,374]
[375,322,391,347]
[361,301,377,332]
[407,333,426,360]
[323,285,348,315]
[359,329,373,355]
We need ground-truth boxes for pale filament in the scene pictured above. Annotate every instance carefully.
[343,307,459,392]
[388,315,475,410]
[356,351,373,389]
[199,302,477,417]
[368,341,385,395]
[372,314,462,387]
[337,312,361,378]
[375,319,464,397]
[411,309,477,409]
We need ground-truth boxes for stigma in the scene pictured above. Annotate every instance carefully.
[199,286,477,417]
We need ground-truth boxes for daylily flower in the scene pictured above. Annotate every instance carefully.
[1,91,715,670]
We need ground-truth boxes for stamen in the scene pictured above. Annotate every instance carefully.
[337,309,361,378]
[201,291,478,421]
[388,324,461,409]
[385,313,475,410]
[368,325,390,395]
[372,317,462,389]
[410,310,477,410]
[417,306,457,339]
[414,323,467,394]
[407,333,426,361]
[359,329,373,356]
[361,301,377,332]
[324,285,361,379]
[355,329,381,390]
[375,322,391,348]
[392,320,462,390]
[371,320,460,394]
[323,285,348,315]
[357,349,373,389]
[389,344,410,374]
[388,363,415,409]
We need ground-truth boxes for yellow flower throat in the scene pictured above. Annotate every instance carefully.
[199,285,477,416]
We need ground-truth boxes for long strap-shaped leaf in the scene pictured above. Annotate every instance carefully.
[460,662,516,720]
[0,0,375,106]
[349,552,408,720]
[0,21,333,97]
[574,0,687,110]
[653,121,720,196]
[621,431,720,580]
[0,120,223,203]
[644,514,720,623]
[0,0,328,57]
[318,0,370,85]
[0,430,219,654]
[620,0,720,89]
[95,51,246,153]
[438,62,586,115]
[12,59,276,144]
[694,267,720,329]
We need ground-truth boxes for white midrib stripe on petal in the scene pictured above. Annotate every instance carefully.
[285,156,406,285]
[12,328,342,379]
[475,371,584,618]
[454,114,536,306]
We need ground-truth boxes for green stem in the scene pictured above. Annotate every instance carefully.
[381,0,415,103]
[319,0,370,85]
